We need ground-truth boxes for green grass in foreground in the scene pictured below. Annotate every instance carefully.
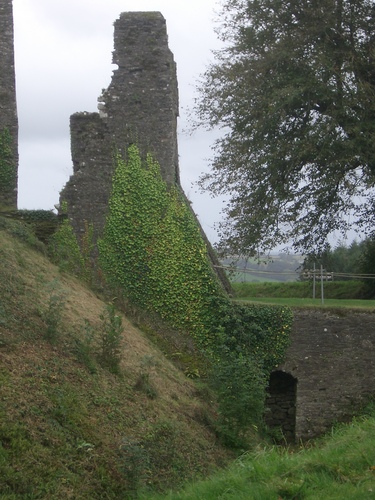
[144,408,375,499]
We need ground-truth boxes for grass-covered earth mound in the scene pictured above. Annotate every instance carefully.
[0,219,232,497]
[1,218,374,499]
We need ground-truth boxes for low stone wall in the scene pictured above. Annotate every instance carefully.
[267,308,375,441]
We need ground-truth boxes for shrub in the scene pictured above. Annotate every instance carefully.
[0,216,45,253]
[118,437,149,493]
[134,372,158,399]
[40,280,66,343]
[73,319,97,374]
[48,217,94,282]
[211,353,267,447]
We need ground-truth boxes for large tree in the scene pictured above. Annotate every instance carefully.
[195,0,375,256]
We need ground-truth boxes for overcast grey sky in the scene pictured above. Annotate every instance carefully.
[12,0,223,242]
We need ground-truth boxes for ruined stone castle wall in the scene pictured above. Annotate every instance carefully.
[60,11,232,293]
[61,12,179,240]
[106,12,179,185]
[0,0,18,209]
[64,112,113,236]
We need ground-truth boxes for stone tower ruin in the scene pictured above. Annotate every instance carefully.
[60,11,232,293]
[60,12,179,238]
[0,0,18,209]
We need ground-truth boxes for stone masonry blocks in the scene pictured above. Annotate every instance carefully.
[274,309,375,441]
[0,0,18,209]
[61,12,179,240]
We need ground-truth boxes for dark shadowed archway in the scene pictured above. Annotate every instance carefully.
[264,370,297,442]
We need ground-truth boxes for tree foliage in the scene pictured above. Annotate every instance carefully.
[358,236,375,296]
[301,237,375,295]
[195,0,375,255]
[302,240,363,277]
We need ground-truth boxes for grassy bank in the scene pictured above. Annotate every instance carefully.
[1,218,374,498]
[0,219,232,497]
[148,407,375,499]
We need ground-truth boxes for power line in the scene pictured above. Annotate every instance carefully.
[214,264,375,279]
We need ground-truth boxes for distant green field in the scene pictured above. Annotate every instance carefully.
[230,272,279,283]
[231,280,375,308]
[235,296,375,309]
[232,280,368,300]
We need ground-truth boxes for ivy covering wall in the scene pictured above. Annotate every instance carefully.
[97,146,293,444]
[0,127,16,209]
[98,146,223,348]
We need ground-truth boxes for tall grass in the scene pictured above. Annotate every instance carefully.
[146,408,375,499]
[0,222,233,497]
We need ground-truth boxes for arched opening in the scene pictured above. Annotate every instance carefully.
[264,370,297,442]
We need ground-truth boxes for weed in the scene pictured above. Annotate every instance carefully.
[141,420,193,491]
[98,304,123,374]
[140,354,159,369]
[40,280,66,343]
[0,304,9,347]
[211,353,267,448]
[0,216,45,253]
[118,437,150,494]
[48,385,86,434]
[134,372,158,399]
[48,218,84,277]
[134,355,159,399]
[73,319,97,374]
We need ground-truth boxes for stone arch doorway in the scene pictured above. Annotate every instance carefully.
[264,370,297,442]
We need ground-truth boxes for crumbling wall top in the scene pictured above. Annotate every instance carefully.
[112,12,169,67]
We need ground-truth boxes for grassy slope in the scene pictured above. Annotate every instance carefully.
[0,223,232,498]
[2,221,374,499]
